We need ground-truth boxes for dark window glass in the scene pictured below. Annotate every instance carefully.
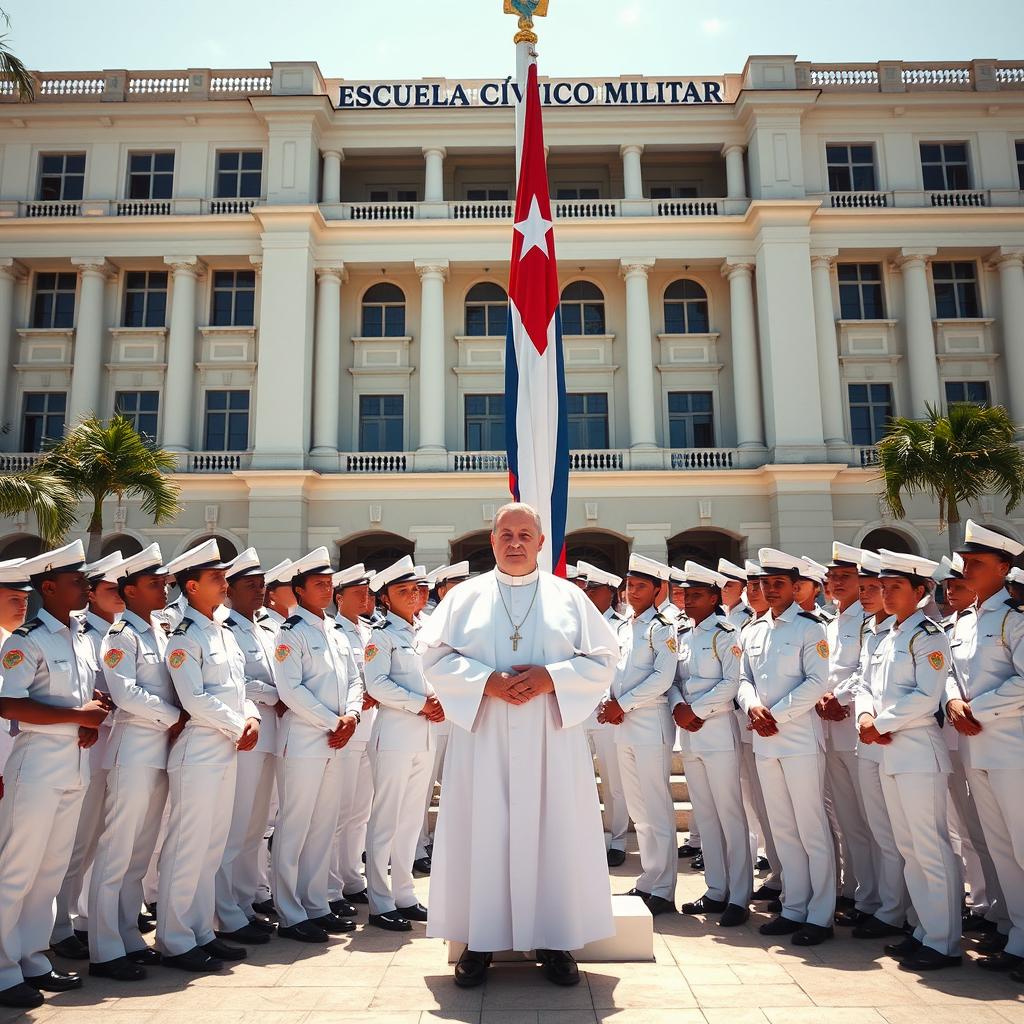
[361,283,406,337]
[466,187,510,201]
[932,261,980,318]
[566,392,609,450]
[848,382,893,445]
[122,270,168,328]
[920,142,970,190]
[359,394,404,452]
[31,271,77,329]
[559,280,605,336]
[944,380,991,407]
[210,270,256,326]
[127,151,175,200]
[826,144,877,192]
[555,187,601,200]
[38,152,86,201]
[465,282,508,336]
[114,390,159,438]
[22,391,66,451]
[203,390,250,451]
[1017,141,1024,189]
[837,263,885,320]
[664,279,710,333]
[215,150,263,199]
[667,391,715,448]
[464,393,505,450]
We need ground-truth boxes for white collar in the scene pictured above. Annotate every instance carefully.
[494,567,540,587]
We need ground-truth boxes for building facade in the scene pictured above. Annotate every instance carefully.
[0,55,1022,571]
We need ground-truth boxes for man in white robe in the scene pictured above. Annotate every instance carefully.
[418,503,619,988]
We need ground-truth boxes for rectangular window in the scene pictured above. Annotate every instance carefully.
[920,142,970,191]
[944,380,991,407]
[368,187,418,202]
[31,272,77,329]
[1017,141,1024,190]
[667,391,715,448]
[466,187,510,201]
[825,144,877,192]
[114,390,160,438]
[359,394,404,452]
[127,151,175,200]
[203,390,250,451]
[211,270,256,326]
[215,150,263,199]
[555,186,601,200]
[932,261,980,319]
[649,185,700,199]
[464,394,505,451]
[122,270,168,328]
[38,152,85,201]
[566,392,609,450]
[22,391,66,451]
[848,382,893,446]
[837,263,885,320]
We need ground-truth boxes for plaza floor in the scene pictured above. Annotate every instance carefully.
[5,840,1023,1024]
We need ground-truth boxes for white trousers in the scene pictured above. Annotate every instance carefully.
[215,749,277,933]
[683,748,752,905]
[881,769,961,957]
[756,751,836,927]
[329,743,373,900]
[588,727,629,852]
[366,747,433,915]
[142,801,170,907]
[857,758,910,927]
[88,765,168,963]
[156,760,236,956]
[417,732,448,859]
[271,756,346,928]
[967,766,1024,958]
[617,742,677,901]
[739,740,781,886]
[826,747,880,913]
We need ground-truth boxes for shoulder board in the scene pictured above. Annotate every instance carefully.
[372,620,390,631]
[170,617,194,637]
[280,614,302,631]
[652,611,669,626]
[797,610,820,623]
[918,620,940,635]
[715,620,737,633]
[1004,599,1024,614]
[819,609,836,623]
[83,620,96,633]
[223,615,238,629]
[13,618,43,637]
[108,620,128,635]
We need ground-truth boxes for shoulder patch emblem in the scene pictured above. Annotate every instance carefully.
[274,643,292,663]
[815,639,830,659]
[666,636,677,654]
[103,649,124,669]
[928,650,945,671]
[2,649,24,670]
[364,643,379,663]
[168,649,187,670]
[731,644,742,657]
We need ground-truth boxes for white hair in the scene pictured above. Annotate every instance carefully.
[492,502,543,534]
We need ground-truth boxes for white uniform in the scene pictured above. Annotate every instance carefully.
[856,611,960,956]
[363,613,436,915]
[158,609,258,956]
[946,588,1024,958]
[88,611,178,963]
[737,602,836,927]
[0,628,12,778]
[0,612,94,991]
[216,612,281,932]
[329,614,376,901]
[610,606,678,901]
[674,613,752,905]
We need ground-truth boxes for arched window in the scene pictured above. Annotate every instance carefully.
[101,535,145,558]
[464,282,508,337]
[861,528,916,556]
[664,279,709,334]
[361,283,406,337]
[559,281,605,336]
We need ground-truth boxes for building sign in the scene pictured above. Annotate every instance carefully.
[334,78,725,109]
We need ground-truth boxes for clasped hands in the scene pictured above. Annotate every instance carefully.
[815,693,850,722]
[78,689,115,748]
[327,714,360,750]
[946,698,982,736]
[747,705,779,737]
[857,712,892,745]
[672,701,705,732]
[484,665,555,706]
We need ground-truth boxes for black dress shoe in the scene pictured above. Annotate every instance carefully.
[833,906,864,927]
[278,921,329,943]
[51,935,90,960]
[751,885,782,902]
[755,855,770,871]
[454,948,492,988]
[884,935,922,960]
[718,904,750,928]
[898,946,962,972]
[625,887,651,902]
[852,916,905,939]
[329,899,359,918]
[645,896,677,916]
[691,853,705,872]
[606,848,626,867]
[759,915,803,936]
[396,903,429,922]
[89,957,146,982]
[126,947,162,965]
[73,929,88,944]
[412,857,432,875]
[137,913,156,935]
[201,938,247,961]
[767,898,783,914]
[25,969,82,992]
[792,923,833,946]
[977,950,1024,972]
[963,911,997,933]
[977,930,1009,954]
[677,843,701,858]
[252,898,276,917]
[369,911,412,932]
[837,895,856,911]
[536,948,580,986]
[247,917,277,934]
[216,924,271,945]
[344,889,369,905]
[0,982,44,1008]
[163,947,223,972]
[681,895,728,915]
[311,914,357,934]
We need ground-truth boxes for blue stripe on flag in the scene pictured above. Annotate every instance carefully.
[550,305,569,567]
[504,311,520,499]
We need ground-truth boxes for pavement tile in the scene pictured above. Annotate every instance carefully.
[690,984,813,1009]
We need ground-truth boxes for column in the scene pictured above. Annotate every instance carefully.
[723,144,747,199]
[722,260,765,448]
[897,248,941,418]
[809,252,847,446]
[311,264,345,455]
[620,144,644,200]
[0,259,22,425]
[415,259,449,453]
[322,149,343,204]
[162,257,202,452]
[422,147,446,204]
[620,258,658,450]
[993,247,1024,429]
[68,257,111,425]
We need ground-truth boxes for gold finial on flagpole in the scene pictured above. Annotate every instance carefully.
[503,0,548,45]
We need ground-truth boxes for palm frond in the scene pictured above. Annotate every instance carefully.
[0,10,33,101]
[0,472,78,544]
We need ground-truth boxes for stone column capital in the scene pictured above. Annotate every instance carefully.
[322,148,345,162]
[987,247,1024,272]
[314,262,347,284]
[248,254,263,276]
[619,257,655,280]
[810,250,839,271]
[163,255,206,278]
[0,257,27,282]
[414,258,450,281]
[895,247,937,271]
[422,146,447,160]
[721,258,755,280]
[722,143,746,158]
[70,256,115,279]
[619,143,644,158]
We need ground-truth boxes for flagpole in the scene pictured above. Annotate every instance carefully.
[504,1,548,186]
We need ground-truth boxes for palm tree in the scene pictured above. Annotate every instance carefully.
[0,9,33,101]
[35,416,182,561]
[0,472,78,546]
[877,402,1024,552]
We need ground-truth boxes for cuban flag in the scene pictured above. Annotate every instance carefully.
[505,59,569,575]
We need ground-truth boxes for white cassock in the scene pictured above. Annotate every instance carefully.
[418,567,618,953]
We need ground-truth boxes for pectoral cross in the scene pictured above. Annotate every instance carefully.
[511,626,523,652]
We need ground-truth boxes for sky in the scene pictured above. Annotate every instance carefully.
[4,0,1024,79]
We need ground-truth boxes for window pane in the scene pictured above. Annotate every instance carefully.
[851,145,874,163]
[934,282,957,319]
[362,306,382,336]
[234,291,255,326]
[206,391,227,411]
[851,165,876,191]
[582,303,605,334]
[154,152,174,172]
[560,304,581,335]
[827,165,852,191]
[465,306,486,336]
[487,305,508,336]
[383,305,405,336]
[664,304,684,333]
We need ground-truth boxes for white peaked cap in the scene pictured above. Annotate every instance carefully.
[857,550,882,577]
[958,519,1024,558]
[263,559,293,587]
[435,561,471,585]
[936,553,966,582]
[370,555,421,594]
[332,563,370,589]
[1006,566,1024,585]
[565,564,580,580]
[159,538,227,577]
[22,539,87,579]
[627,553,671,582]
[577,560,622,589]
[0,557,31,591]
[225,547,264,580]
[288,547,334,584]
[717,558,747,582]
[829,541,865,568]
[744,559,765,578]
[118,543,166,580]
[877,549,941,581]
[800,557,829,584]
[668,566,687,585]
[84,550,126,585]
[682,560,728,588]
[757,548,805,577]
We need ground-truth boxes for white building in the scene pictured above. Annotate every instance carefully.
[0,55,1022,572]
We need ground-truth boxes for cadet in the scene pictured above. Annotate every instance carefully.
[856,549,961,972]
[364,556,444,931]
[0,558,30,788]
[718,559,754,631]
[159,540,261,972]
[946,520,1024,978]
[0,541,111,1009]
[673,561,752,926]
[262,561,297,628]
[737,548,835,946]
[598,554,678,915]
[89,544,186,980]
[217,548,283,944]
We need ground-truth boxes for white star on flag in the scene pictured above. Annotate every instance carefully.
[513,194,552,261]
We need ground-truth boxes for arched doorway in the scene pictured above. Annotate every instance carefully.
[861,528,917,555]
[101,535,145,558]
[449,531,495,574]
[190,534,239,561]
[667,528,743,570]
[337,532,414,574]
[0,535,44,559]
[565,530,630,576]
